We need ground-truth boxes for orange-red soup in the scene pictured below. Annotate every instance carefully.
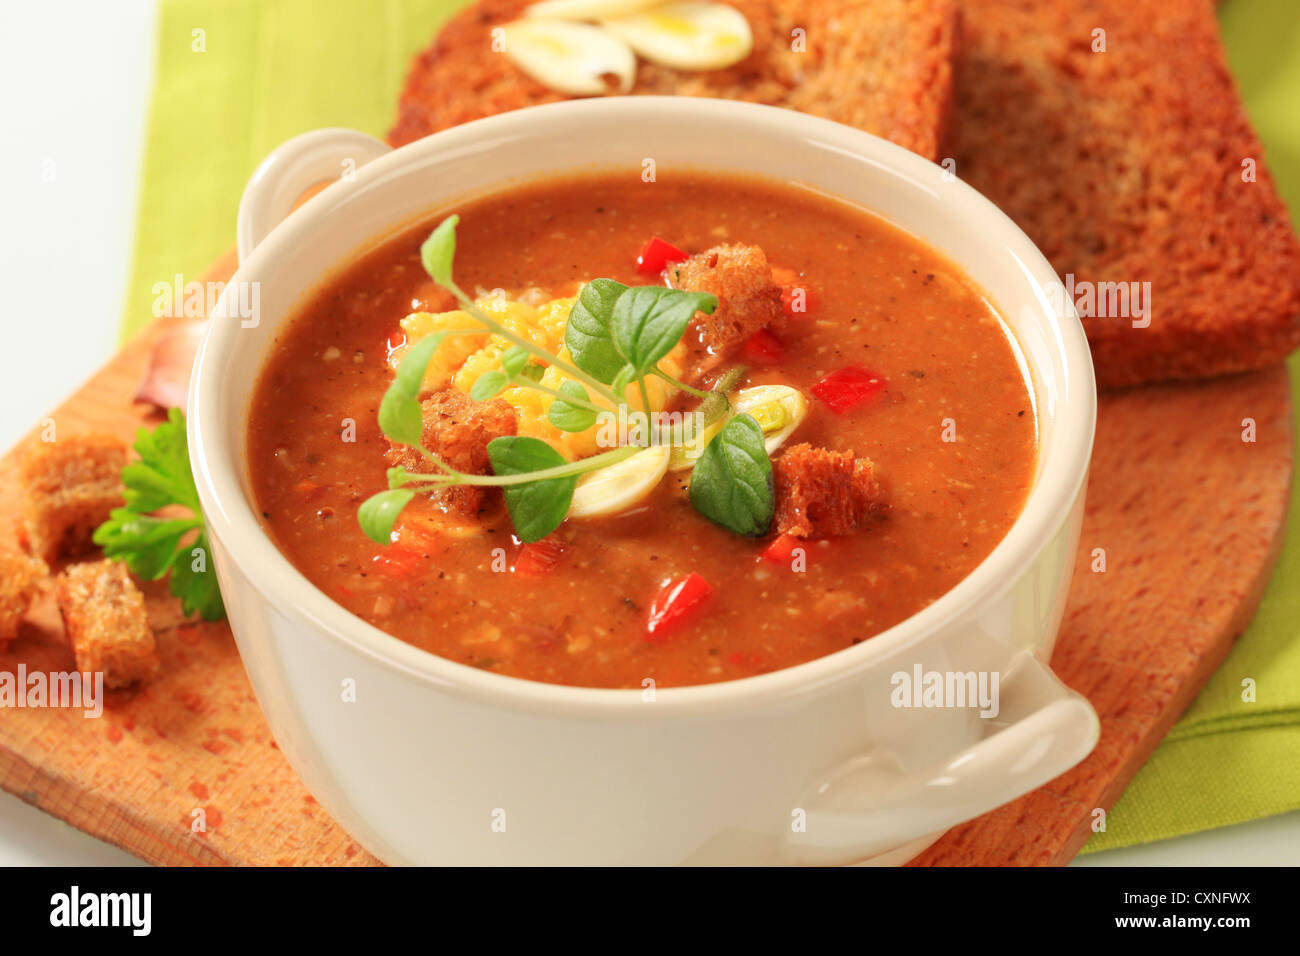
[247,172,1036,689]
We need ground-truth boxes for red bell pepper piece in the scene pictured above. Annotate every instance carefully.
[371,546,424,578]
[741,328,786,365]
[811,365,887,414]
[645,572,714,642]
[636,237,688,276]
[514,536,566,577]
[758,533,802,565]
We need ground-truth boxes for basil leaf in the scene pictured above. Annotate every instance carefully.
[487,437,578,543]
[501,345,531,378]
[611,286,716,375]
[689,414,774,536]
[470,371,509,402]
[564,278,628,383]
[420,215,459,286]
[548,381,597,433]
[358,489,416,544]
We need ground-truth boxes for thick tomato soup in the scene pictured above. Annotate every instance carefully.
[247,172,1036,689]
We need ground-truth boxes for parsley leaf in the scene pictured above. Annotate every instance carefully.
[93,408,226,621]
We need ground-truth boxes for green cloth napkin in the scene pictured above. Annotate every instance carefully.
[121,0,1300,853]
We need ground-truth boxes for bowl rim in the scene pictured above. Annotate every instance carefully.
[188,96,1096,719]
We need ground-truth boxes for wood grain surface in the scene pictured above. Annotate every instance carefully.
[0,252,1291,865]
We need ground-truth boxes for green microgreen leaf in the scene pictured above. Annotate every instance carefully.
[91,408,225,620]
[564,278,629,384]
[486,436,577,543]
[380,329,471,446]
[610,363,637,397]
[547,381,598,433]
[689,414,774,536]
[611,286,716,376]
[517,362,545,382]
[501,345,531,378]
[420,215,459,286]
[358,489,416,544]
[470,371,509,402]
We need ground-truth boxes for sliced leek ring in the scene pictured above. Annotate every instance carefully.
[668,415,724,471]
[569,445,671,518]
[601,2,752,71]
[500,19,636,96]
[670,384,808,471]
[527,0,665,20]
[733,384,809,455]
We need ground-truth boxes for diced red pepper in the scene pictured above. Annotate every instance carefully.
[741,328,786,365]
[373,521,444,577]
[636,237,688,276]
[371,546,424,578]
[514,536,566,577]
[758,533,802,565]
[645,572,714,642]
[811,365,887,414]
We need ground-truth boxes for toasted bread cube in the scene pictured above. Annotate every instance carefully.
[0,550,48,647]
[22,434,125,562]
[386,387,518,517]
[55,560,159,688]
[668,244,783,362]
[773,443,888,539]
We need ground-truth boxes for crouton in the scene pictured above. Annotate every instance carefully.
[0,550,47,648]
[22,434,125,563]
[386,387,518,517]
[951,0,1300,386]
[668,244,783,365]
[773,443,887,538]
[389,0,959,162]
[55,560,159,688]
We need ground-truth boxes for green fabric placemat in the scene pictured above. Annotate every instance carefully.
[121,0,1300,854]
[120,0,470,339]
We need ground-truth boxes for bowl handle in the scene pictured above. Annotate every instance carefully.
[791,651,1100,865]
[236,128,391,261]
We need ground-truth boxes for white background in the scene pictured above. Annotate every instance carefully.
[0,0,1296,866]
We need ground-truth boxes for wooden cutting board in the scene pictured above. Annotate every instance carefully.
[0,254,1292,865]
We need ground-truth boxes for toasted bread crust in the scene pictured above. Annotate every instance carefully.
[949,0,1300,387]
[55,560,159,688]
[0,550,47,647]
[21,434,125,563]
[773,443,887,538]
[386,387,519,517]
[389,0,959,160]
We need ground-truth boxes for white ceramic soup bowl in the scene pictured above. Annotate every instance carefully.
[190,97,1098,866]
